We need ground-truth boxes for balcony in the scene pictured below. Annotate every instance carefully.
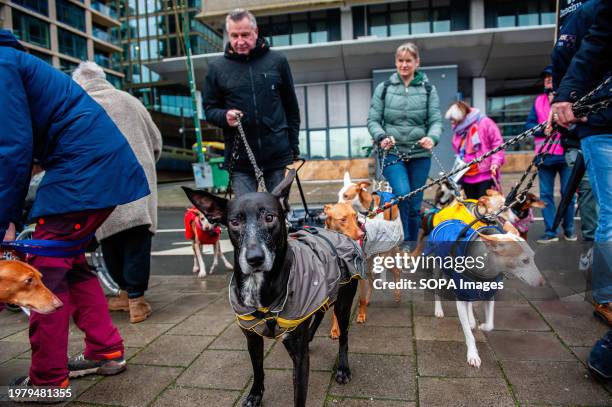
[90,1,120,27]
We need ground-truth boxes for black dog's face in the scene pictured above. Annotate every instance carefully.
[182,170,295,307]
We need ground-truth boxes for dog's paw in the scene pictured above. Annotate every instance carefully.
[192,267,199,274]
[434,303,444,318]
[330,327,340,340]
[394,292,401,303]
[469,318,477,330]
[197,271,207,278]
[356,313,366,324]
[478,323,494,332]
[466,351,481,368]
[242,393,263,407]
[335,366,352,385]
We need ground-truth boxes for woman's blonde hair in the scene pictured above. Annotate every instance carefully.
[395,42,420,60]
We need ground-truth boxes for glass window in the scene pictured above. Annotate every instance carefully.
[307,85,326,128]
[369,14,387,37]
[518,0,539,26]
[12,0,48,16]
[139,40,149,60]
[350,127,372,158]
[138,17,147,37]
[30,49,52,63]
[94,51,110,68]
[148,15,162,37]
[328,84,348,127]
[258,10,340,46]
[57,28,87,60]
[56,0,85,31]
[149,39,160,59]
[485,0,556,28]
[12,10,50,48]
[59,58,78,74]
[107,74,122,89]
[487,95,537,151]
[432,8,451,32]
[299,130,308,157]
[411,9,431,34]
[329,128,349,159]
[389,11,409,37]
[309,130,327,159]
[291,21,309,45]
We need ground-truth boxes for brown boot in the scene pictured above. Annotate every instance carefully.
[128,296,152,323]
[594,303,612,327]
[108,291,129,312]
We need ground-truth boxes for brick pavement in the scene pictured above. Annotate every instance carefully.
[1,266,611,407]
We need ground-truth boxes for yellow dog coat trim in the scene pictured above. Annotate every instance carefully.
[432,199,487,230]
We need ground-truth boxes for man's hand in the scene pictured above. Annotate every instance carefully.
[4,223,16,241]
[226,109,243,127]
[380,137,395,150]
[550,102,586,128]
[418,137,434,150]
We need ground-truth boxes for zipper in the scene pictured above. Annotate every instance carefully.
[248,65,262,152]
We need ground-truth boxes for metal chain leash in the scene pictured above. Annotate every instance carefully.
[367,80,612,218]
[235,114,267,193]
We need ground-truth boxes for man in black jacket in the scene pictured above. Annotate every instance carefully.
[550,0,612,380]
[203,8,301,195]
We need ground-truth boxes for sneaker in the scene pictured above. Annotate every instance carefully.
[588,330,612,380]
[579,247,594,272]
[593,304,612,327]
[564,233,578,242]
[68,352,126,378]
[8,376,71,404]
[536,235,559,244]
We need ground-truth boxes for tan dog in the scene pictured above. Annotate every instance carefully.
[324,202,403,332]
[338,172,400,221]
[0,260,62,314]
[477,189,545,239]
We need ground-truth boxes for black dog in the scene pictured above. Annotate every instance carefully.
[183,170,359,407]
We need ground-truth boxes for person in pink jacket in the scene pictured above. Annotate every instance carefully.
[446,101,505,199]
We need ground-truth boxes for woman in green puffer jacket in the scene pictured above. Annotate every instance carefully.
[367,42,442,248]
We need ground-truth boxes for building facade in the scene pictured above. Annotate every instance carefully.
[148,0,557,176]
[0,0,124,84]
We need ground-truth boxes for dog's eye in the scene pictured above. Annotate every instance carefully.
[341,217,347,222]
[24,278,33,285]
[264,214,275,223]
[229,218,241,227]
[522,258,530,265]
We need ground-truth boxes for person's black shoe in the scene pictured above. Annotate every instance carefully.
[68,352,126,378]
[588,330,612,381]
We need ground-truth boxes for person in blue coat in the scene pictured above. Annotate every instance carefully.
[0,29,150,396]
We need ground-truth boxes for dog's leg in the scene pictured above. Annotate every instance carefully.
[218,240,234,269]
[335,278,358,384]
[209,241,219,275]
[457,301,481,368]
[195,240,207,278]
[242,329,265,407]
[308,309,325,342]
[467,302,477,330]
[283,322,310,407]
[356,279,368,324]
[330,312,340,340]
[478,300,495,332]
[433,267,444,318]
[192,242,199,274]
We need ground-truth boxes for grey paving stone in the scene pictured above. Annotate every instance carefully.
[325,399,415,407]
[366,284,413,308]
[264,336,338,371]
[142,295,217,325]
[474,305,550,331]
[176,350,251,390]
[240,369,329,407]
[329,354,415,401]
[314,311,334,338]
[77,365,182,406]
[151,386,240,407]
[166,312,234,336]
[518,285,562,300]
[417,340,501,378]
[208,323,274,352]
[418,377,515,407]
[502,360,612,406]
[112,322,174,347]
[0,341,29,364]
[0,311,29,340]
[571,346,592,365]
[487,331,576,361]
[414,316,486,342]
[130,334,214,367]
[532,299,595,317]
[349,325,412,355]
[0,358,31,387]
[353,305,412,327]
[541,312,609,347]
[413,300,458,317]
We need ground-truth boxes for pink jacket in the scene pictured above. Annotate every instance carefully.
[534,94,564,155]
[451,116,505,184]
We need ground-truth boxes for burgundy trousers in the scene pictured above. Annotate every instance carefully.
[28,208,124,387]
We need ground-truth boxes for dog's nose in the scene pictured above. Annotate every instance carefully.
[246,246,266,268]
[356,230,365,240]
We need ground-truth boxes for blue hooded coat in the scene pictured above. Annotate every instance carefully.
[0,30,150,240]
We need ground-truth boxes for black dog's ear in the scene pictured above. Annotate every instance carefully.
[271,169,296,212]
[182,187,228,225]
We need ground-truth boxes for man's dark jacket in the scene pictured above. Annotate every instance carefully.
[203,38,300,172]
[552,0,612,139]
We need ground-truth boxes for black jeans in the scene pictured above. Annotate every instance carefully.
[231,168,286,197]
[101,224,153,299]
[461,179,494,200]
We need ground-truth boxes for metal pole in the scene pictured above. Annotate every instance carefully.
[180,0,204,164]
